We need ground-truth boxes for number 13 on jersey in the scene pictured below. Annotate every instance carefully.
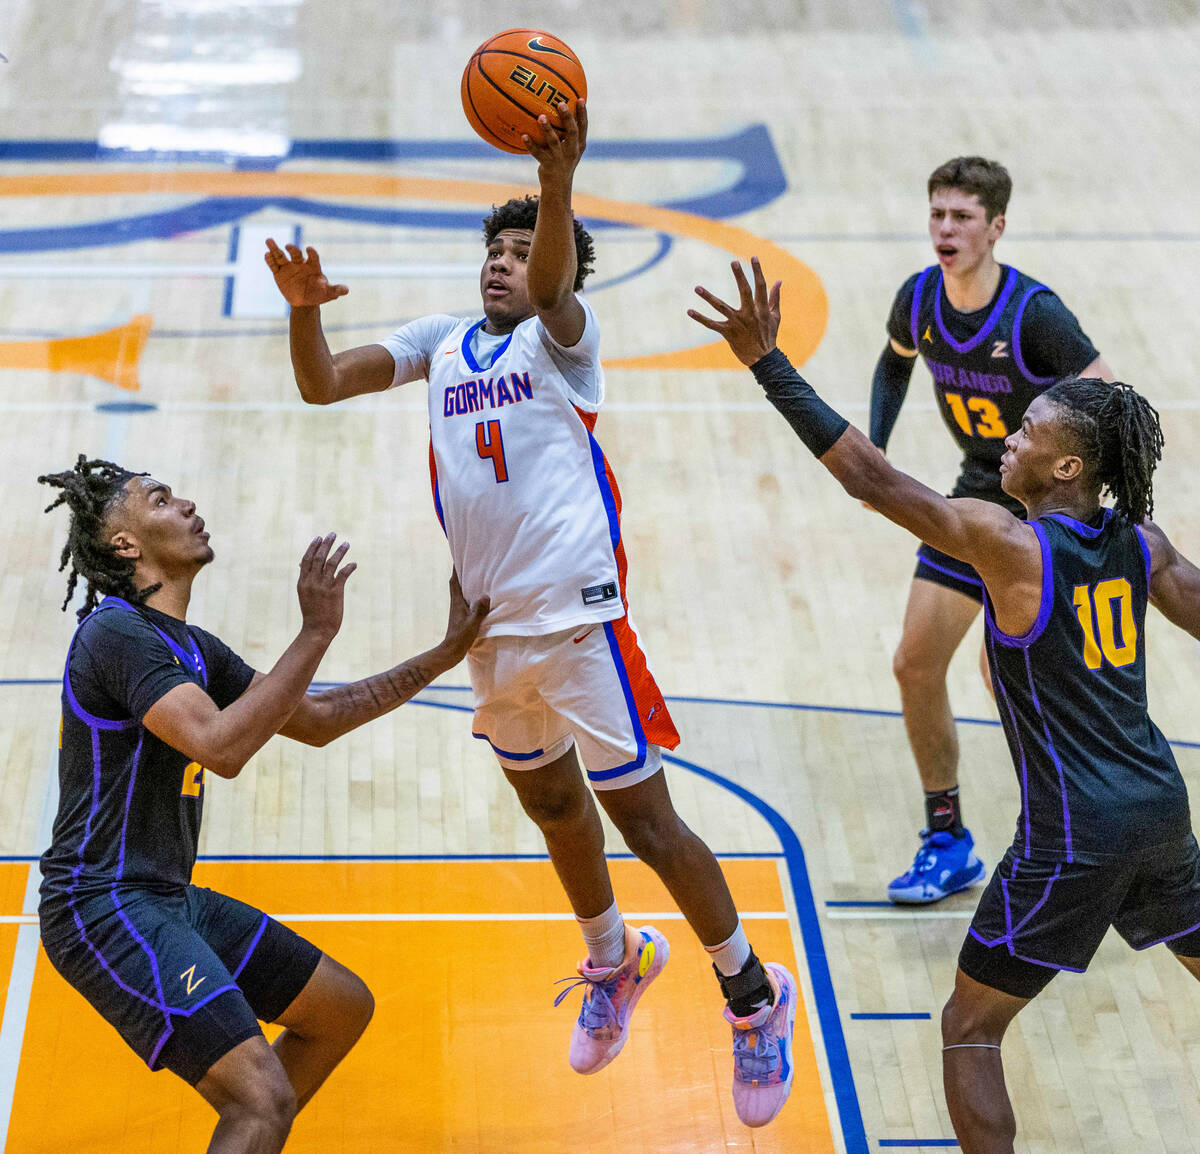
[476,419,509,483]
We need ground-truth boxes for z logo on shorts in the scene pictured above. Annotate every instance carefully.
[180,964,206,996]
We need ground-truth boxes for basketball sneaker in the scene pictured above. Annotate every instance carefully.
[725,961,797,1128]
[887,827,987,904]
[553,924,668,1075]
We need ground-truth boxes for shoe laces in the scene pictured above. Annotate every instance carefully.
[910,829,957,875]
[732,1022,781,1082]
[553,973,619,1031]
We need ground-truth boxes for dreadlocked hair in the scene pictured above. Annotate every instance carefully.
[482,195,596,291]
[1042,378,1164,524]
[38,455,157,621]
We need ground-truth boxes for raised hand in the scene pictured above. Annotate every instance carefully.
[688,256,782,367]
[296,533,357,641]
[438,571,489,665]
[523,98,587,184]
[265,239,350,308]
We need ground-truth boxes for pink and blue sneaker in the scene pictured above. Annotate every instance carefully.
[553,924,668,1074]
[725,961,797,1127]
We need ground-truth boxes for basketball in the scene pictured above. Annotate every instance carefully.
[460,29,587,155]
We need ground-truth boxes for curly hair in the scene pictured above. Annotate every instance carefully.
[38,455,159,621]
[481,195,595,291]
[1042,378,1164,524]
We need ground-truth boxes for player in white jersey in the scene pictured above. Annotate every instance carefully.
[264,101,797,1128]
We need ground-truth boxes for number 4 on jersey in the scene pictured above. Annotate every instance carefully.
[476,419,509,483]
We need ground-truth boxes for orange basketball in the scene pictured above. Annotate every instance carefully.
[461,29,587,155]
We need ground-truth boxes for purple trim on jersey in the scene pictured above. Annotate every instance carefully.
[147,981,241,1070]
[1010,864,1062,936]
[966,926,1087,972]
[1023,647,1074,862]
[62,602,139,731]
[988,634,1033,855]
[584,622,648,782]
[471,732,544,761]
[461,318,514,375]
[584,428,621,552]
[1042,508,1114,538]
[68,906,168,1012]
[984,522,1053,648]
[909,267,931,350]
[232,913,270,979]
[917,553,983,587]
[112,887,169,1018]
[934,266,1019,354]
[1010,284,1055,385]
[1135,524,1152,585]
[115,731,146,880]
[1135,917,1200,950]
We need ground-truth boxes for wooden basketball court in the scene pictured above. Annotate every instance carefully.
[3,2,1200,1151]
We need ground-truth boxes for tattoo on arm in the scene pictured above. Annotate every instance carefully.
[316,655,440,740]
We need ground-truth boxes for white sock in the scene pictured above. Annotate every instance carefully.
[577,900,626,970]
[705,920,751,977]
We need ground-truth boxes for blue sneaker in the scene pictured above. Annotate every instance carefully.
[888,827,987,904]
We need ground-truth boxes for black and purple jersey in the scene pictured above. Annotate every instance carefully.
[983,511,1189,865]
[886,265,1098,511]
[39,597,255,924]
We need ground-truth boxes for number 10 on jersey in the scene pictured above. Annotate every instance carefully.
[476,420,509,483]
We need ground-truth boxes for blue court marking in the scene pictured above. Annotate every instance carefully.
[878,1142,959,1148]
[827,901,896,908]
[850,1013,931,1020]
[95,401,157,414]
[0,126,786,254]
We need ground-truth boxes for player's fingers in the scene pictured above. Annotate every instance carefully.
[686,308,724,333]
[693,284,736,317]
[324,539,350,574]
[333,284,350,297]
[306,246,322,271]
[731,261,753,308]
[768,279,782,313]
[575,98,587,145]
[333,561,357,588]
[284,243,303,262]
[265,237,283,258]
[469,596,490,621]
[311,531,335,567]
[750,256,769,299]
[299,535,322,575]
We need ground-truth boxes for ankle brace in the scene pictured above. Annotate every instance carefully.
[715,952,773,1017]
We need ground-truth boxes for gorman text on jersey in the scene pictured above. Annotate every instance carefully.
[443,372,534,416]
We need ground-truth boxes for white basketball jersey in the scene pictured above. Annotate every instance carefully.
[379,301,626,638]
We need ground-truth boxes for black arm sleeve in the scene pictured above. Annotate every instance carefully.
[750,348,849,457]
[869,343,917,450]
[1018,292,1099,380]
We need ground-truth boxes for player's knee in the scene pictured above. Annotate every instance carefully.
[222,1059,297,1136]
[341,970,375,1039]
[614,810,687,868]
[941,989,1002,1047]
[518,781,590,831]
[893,644,949,693]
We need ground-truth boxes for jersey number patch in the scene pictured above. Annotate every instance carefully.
[944,392,1008,439]
[1072,579,1138,670]
[475,420,509,483]
[181,761,205,798]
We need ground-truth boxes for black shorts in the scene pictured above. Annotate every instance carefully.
[914,542,984,603]
[40,884,322,1085]
[959,835,1200,999]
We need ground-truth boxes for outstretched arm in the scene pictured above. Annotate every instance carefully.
[278,572,489,746]
[522,100,587,347]
[142,534,356,777]
[1140,521,1200,638]
[688,259,1042,626]
[265,239,395,404]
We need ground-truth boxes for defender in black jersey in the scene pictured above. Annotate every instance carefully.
[37,457,486,1154]
[868,158,1113,906]
[693,257,1200,1154]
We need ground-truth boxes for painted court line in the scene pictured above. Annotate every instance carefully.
[271,910,787,923]
[825,909,974,920]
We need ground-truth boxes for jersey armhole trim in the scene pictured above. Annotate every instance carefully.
[1011,284,1056,385]
[984,520,1053,648]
